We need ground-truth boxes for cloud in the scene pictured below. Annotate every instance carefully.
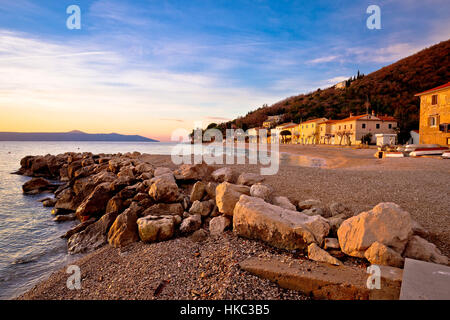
[307,55,340,64]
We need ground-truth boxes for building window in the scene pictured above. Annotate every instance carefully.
[429,116,438,127]
[339,125,341,130]
[388,124,392,129]
[376,124,380,129]
[431,95,438,105]
[350,124,352,129]
[362,123,366,129]
[344,125,346,129]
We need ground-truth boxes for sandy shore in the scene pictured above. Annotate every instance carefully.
[18,146,450,300]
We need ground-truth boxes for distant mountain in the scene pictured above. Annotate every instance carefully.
[220,39,450,143]
[0,131,158,142]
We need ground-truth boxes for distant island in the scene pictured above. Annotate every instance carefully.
[0,130,158,142]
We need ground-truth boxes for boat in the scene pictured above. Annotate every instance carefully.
[399,144,450,156]
[442,152,450,159]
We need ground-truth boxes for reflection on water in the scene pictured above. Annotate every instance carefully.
[279,152,326,168]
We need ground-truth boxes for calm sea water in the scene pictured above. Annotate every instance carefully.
[0,141,187,299]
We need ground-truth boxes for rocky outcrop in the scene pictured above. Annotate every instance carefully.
[233,195,330,250]
[272,196,296,211]
[215,182,250,216]
[337,203,412,258]
[76,182,112,221]
[142,203,184,217]
[22,178,56,195]
[137,215,175,243]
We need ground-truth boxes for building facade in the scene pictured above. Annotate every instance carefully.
[415,82,450,146]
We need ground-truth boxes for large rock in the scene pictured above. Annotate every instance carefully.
[137,215,175,243]
[22,178,53,195]
[205,182,217,200]
[62,218,96,239]
[190,181,205,202]
[297,199,322,210]
[337,203,413,258]
[135,163,154,176]
[76,182,112,221]
[236,173,264,186]
[68,212,118,254]
[142,203,184,217]
[233,195,330,250]
[107,203,141,248]
[403,236,449,265]
[272,196,296,211]
[308,243,342,266]
[215,182,250,216]
[329,202,353,218]
[211,167,234,183]
[154,167,172,176]
[209,216,231,236]
[364,241,405,268]
[174,163,213,180]
[189,200,214,217]
[148,177,179,203]
[250,183,273,202]
[179,214,202,234]
[54,188,78,212]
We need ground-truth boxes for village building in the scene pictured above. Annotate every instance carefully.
[297,118,328,144]
[329,112,397,145]
[415,82,450,146]
[272,122,297,143]
[262,114,285,128]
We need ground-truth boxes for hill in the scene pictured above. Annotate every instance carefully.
[219,39,450,143]
[0,131,158,142]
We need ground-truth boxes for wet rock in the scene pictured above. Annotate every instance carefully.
[308,243,342,266]
[337,203,413,258]
[53,212,77,222]
[68,212,118,254]
[215,182,250,216]
[236,173,264,186]
[22,178,53,195]
[137,215,175,243]
[43,198,57,207]
[233,195,330,250]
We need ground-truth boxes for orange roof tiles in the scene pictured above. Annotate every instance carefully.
[415,82,450,96]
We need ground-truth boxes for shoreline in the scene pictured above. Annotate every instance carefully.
[13,149,450,300]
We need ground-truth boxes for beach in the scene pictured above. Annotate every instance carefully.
[17,145,450,300]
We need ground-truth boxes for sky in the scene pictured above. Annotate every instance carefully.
[0,0,449,141]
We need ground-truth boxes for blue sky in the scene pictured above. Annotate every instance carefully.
[0,0,449,140]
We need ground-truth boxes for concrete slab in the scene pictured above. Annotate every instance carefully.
[239,257,402,300]
[400,258,450,300]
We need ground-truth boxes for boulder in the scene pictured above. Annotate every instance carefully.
[53,212,77,222]
[233,195,330,250]
[327,214,346,236]
[297,199,322,210]
[250,184,273,202]
[236,173,264,186]
[403,235,449,265]
[337,203,413,258]
[68,212,118,254]
[215,182,250,216]
[62,218,96,239]
[302,207,326,217]
[189,200,214,217]
[190,229,209,242]
[211,167,234,183]
[209,216,231,236]
[54,188,78,212]
[135,163,154,176]
[329,202,353,218]
[174,163,213,180]
[154,167,172,177]
[43,198,57,207]
[179,214,202,234]
[205,182,218,200]
[142,203,184,217]
[137,215,175,243]
[117,166,135,180]
[272,196,296,211]
[105,195,126,216]
[324,238,340,250]
[148,177,179,203]
[190,181,205,202]
[22,178,52,195]
[76,182,112,221]
[364,241,404,268]
[307,243,342,266]
[107,203,141,248]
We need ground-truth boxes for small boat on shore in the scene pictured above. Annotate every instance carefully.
[442,152,450,159]
[399,144,450,157]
